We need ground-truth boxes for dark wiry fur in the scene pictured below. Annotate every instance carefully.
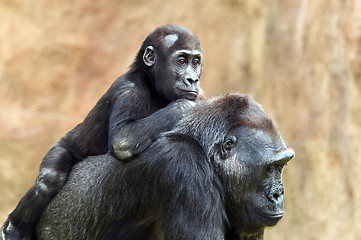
[36,93,291,240]
[2,24,203,239]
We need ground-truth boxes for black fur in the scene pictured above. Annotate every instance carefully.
[2,24,203,240]
[36,94,294,240]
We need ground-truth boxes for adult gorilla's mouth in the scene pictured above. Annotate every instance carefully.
[257,209,284,222]
[264,212,283,218]
[259,211,284,226]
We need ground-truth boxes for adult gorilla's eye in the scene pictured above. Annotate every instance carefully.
[223,136,237,151]
[266,166,273,173]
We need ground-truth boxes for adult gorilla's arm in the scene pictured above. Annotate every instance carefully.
[145,133,225,240]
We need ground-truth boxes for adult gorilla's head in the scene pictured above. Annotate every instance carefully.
[173,94,295,236]
[132,24,203,101]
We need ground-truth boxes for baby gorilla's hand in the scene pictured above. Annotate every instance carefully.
[171,99,196,118]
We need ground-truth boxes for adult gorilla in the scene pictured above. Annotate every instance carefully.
[3,24,203,239]
[36,94,295,240]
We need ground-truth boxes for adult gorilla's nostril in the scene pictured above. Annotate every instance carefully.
[273,191,281,200]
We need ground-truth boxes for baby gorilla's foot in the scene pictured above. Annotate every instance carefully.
[1,221,32,240]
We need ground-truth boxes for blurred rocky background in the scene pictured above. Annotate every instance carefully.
[0,0,360,239]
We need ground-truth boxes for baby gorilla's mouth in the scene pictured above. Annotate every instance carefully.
[176,88,198,99]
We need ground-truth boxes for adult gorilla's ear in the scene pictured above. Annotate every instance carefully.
[143,46,156,66]
[220,136,237,160]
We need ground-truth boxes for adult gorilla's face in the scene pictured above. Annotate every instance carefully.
[213,126,295,234]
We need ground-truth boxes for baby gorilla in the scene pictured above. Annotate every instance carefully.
[2,24,203,240]
[36,93,295,240]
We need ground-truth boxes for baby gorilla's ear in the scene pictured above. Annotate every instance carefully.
[143,46,156,66]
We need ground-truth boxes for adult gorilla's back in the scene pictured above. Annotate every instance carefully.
[36,136,219,240]
[36,154,147,239]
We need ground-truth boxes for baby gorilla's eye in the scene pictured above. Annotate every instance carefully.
[192,58,200,66]
[178,57,187,65]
